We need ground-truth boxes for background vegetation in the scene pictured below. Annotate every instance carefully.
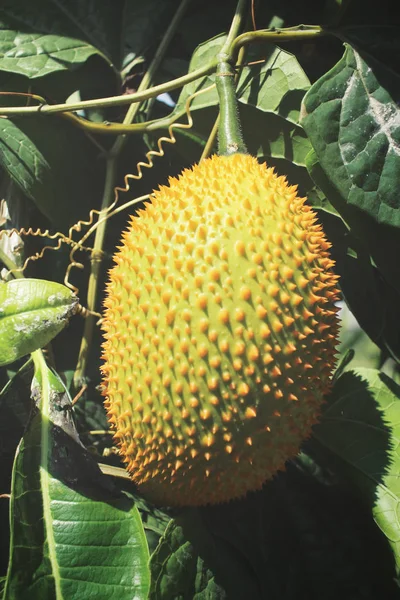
[1,0,400,597]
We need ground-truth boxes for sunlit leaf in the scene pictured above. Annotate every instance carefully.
[301,44,400,227]
[172,33,312,165]
[0,279,78,366]
[3,354,150,599]
[0,0,123,78]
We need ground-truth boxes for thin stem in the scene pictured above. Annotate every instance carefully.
[0,248,24,278]
[221,0,248,57]
[200,115,220,161]
[229,25,325,60]
[53,109,184,136]
[73,158,117,388]
[73,0,190,388]
[112,0,191,158]
[0,62,217,117]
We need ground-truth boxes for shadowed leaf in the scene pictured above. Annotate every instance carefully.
[313,368,400,574]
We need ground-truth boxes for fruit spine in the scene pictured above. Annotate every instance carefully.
[101,153,339,506]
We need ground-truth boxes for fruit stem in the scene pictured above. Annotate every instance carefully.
[215,60,248,156]
[215,0,248,156]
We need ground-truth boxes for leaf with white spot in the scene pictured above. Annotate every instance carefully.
[301,45,400,227]
[0,279,78,366]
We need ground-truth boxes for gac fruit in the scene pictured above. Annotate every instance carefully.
[101,153,339,506]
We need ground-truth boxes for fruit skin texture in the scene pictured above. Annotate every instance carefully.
[101,153,339,507]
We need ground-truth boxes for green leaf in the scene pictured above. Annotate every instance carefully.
[149,458,398,600]
[312,368,400,574]
[0,359,32,456]
[4,354,150,599]
[123,0,179,70]
[301,44,400,227]
[0,279,78,366]
[236,44,310,124]
[149,512,258,600]
[0,115,106,227]
[305,147,400,359]
[172,34,312,165]
[333,25,400,77]
[0,0,123,78]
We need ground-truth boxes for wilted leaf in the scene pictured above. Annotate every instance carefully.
[3,354,150,599]
[0,279,78,366]
[313,368,400,574]
[301,44,400,227]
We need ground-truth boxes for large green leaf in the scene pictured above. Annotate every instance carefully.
[312,368,400,574]
[149,511,259,599]
[301,44,400,227]
[305,148,400,354]
[4,353,150,599]
[149,458,397,600]
[150,520,227,599]
[171,34,312,165]
[0,279,78,366]
[0,0,123,78]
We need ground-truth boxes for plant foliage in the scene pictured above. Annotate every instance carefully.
[0,0,400,598]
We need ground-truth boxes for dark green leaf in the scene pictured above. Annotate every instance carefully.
[150,459,397,600]
[0,360,33,576]
[0,115,105,228]
[123,0,178,71]
[301,44,400,227]
[0,359,32,454]
[313,368,400,574]
[149,511,257,600]
[0,279,78,366]
[332,25,400,76]
[0,0,123,78]
[4,355,150,599]
[305,149,400,361]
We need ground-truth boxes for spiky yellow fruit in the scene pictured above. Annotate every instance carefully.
[101,154,339,506]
